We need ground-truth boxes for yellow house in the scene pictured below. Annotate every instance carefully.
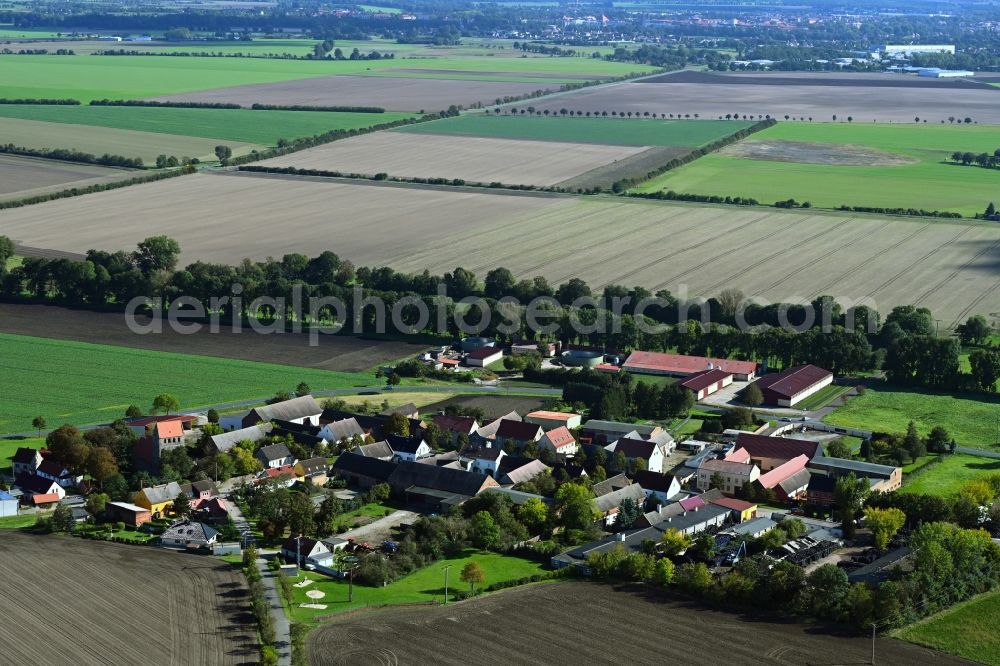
[294,457,329,486]
[133,481,183,518]
[709,497,758,523]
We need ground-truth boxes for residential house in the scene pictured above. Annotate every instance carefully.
[281,535,332,567]
[524,411,582,430]
[210,424,273,454]
[735,434,822,472]
[709,496,758,522]
[605,438,664,473]
[294,457,329,485]
[494,420,544,452]
[632,470,681,503]
[271,420,330,451]
[656,503,730,536]
[580,419,669,446]
[753,365,833,407]
[191,497,230,524]
[481,487,553,506]
[330,455,396,489]
[257,465,298,488]
[160,520,218,550]
[537,426,578,457]
[697,459,761,495]
[11,447,42,477]
[380,403,420,420]
[0,490,18,517]
[755,455,811,501]
[550,463,588,481]
[591,473,632,498]
[459,443,507,477]
[496,458,550,486]
[241,395,323,429]
[35,459,81,488]
[431,414,479,447]
[806,474,837,506]
[255,443,296,470]
[15,474,66,503]
[108,501,152,527]
[318,417,367,446]
[807,457,902,493]
[474,411,522,443]
[679,368,734,400]
[127,415,197,471]
[726,516,777,538]
[352,440,395,460]
[180,480,216,502]
[593,484,647,527]
[321,410,423,443]
[633,502,685,528]
[385,434,432,462]
[134,481,183,518]
[387,460,499,511]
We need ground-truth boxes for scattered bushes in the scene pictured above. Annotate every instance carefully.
[0,143,143,168]
[89,99,242,109]
[0,98,80,105]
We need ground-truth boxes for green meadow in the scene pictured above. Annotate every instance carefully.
[633,122,1000,215]
[0,104,415,144]
[399,115,752,147]
[895,590,1000,664]
[901,454,1000,496]
[0,54,655,101]
[0,333,374,434]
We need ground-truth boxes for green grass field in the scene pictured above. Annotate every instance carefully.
[633,122,1000,215]
[822,384,1000,449]
[0,333,374,434]
[0,55,656,101]
[895,589,1000,664]
[399,115,752,147]
[901,453,1000,496]
[0,436,43,474]
[0,105,415,145]
[0,515,40,530]
[285,549,547,624]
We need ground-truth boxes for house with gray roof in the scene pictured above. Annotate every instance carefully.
[352,440,395,460]
[592,484,647,527]
[243,395,322,429]
[256,443,296,469]
[211,423,273,453]
[160,520,218,550]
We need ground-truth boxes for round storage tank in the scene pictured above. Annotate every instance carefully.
[560,349,604,368]
[461,337,496,353]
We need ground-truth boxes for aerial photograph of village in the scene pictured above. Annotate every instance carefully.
[0,0,999,663]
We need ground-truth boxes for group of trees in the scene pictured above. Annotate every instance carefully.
[949,149,1000,170]
[0,142,143,168]
[560,368,695,424]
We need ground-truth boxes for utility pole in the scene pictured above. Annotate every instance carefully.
[296,534,301,572]
[348,566,354,602]
[871,623,877,665]
[443,565,453,605]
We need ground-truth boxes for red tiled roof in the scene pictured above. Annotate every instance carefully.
[496,419,542,441]
[736,434,821,462]
[623,351,758,376]
[754,364,832,400]
[155,420,184,439]
[128,415,196,427]
[466,346,502,360]
[541,426,576,450]
[679,368,733,392]
[709,497,757,512]
[433,414,477,433]
[724,447,751,463]
[679,496,705,511]
[30,493,60,505]
[594,363,621,373]
[757,455,809,489]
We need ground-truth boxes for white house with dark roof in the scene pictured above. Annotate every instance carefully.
[241,395,323,429]
[319,417,367,444]
[35,459,81,488]
[460,443,507,477]
[160,520,218,550]
[255,443,296,469]
[604,437,665,473]
[386,434,433,462]
[11,447,42,477]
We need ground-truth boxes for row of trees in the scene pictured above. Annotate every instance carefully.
[950,149,1000,169]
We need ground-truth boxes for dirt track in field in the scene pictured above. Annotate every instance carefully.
[151,75,555,112]
[0,532,258,666]
[307,581,970,666]
[522,78,1000,124]
[722,140,918,166]
[0,303,424,371]
[261,132,647,187]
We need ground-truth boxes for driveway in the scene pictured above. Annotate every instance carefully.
[339,509,419,545]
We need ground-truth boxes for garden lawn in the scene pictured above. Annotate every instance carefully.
[901,454,1000,496]
[286,549,547,623]
[0,515,39,529]
[0,333,372,434]
[399,115,752,147]
[895,589,1000,664]
[821,384,1000,449]
[0,55,655,101]
[0,105,415,145]
[633,122,1000,215]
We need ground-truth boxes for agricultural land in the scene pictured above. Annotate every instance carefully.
[525,72,1000,125]
[0,332,384,433]
[634,122,1000,214]
[901,453,1000,496]
[4,172,998,325]
[895,589,1000,665]
[307,582,959,666]
[823,385,1000,449]
[0,153,137,201]
[0,532,258,666]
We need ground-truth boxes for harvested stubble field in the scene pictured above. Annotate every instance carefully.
[307,581,960,666]
[4,173,999,326]
[419,394,548,419]
[0,104,416,145]
[0,115,260,163]
[0,532,258,666]
[0,153,136,201]
[260,132,648,186]
[524,74,1000,124]
[153,75,561,113]
[0,303,423,372]
[635,122,1000,215]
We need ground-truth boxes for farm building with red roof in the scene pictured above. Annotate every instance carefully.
[622,351,758,380]
[753,364,833,407]
[734,434,822,472]
[679,368,734,400]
